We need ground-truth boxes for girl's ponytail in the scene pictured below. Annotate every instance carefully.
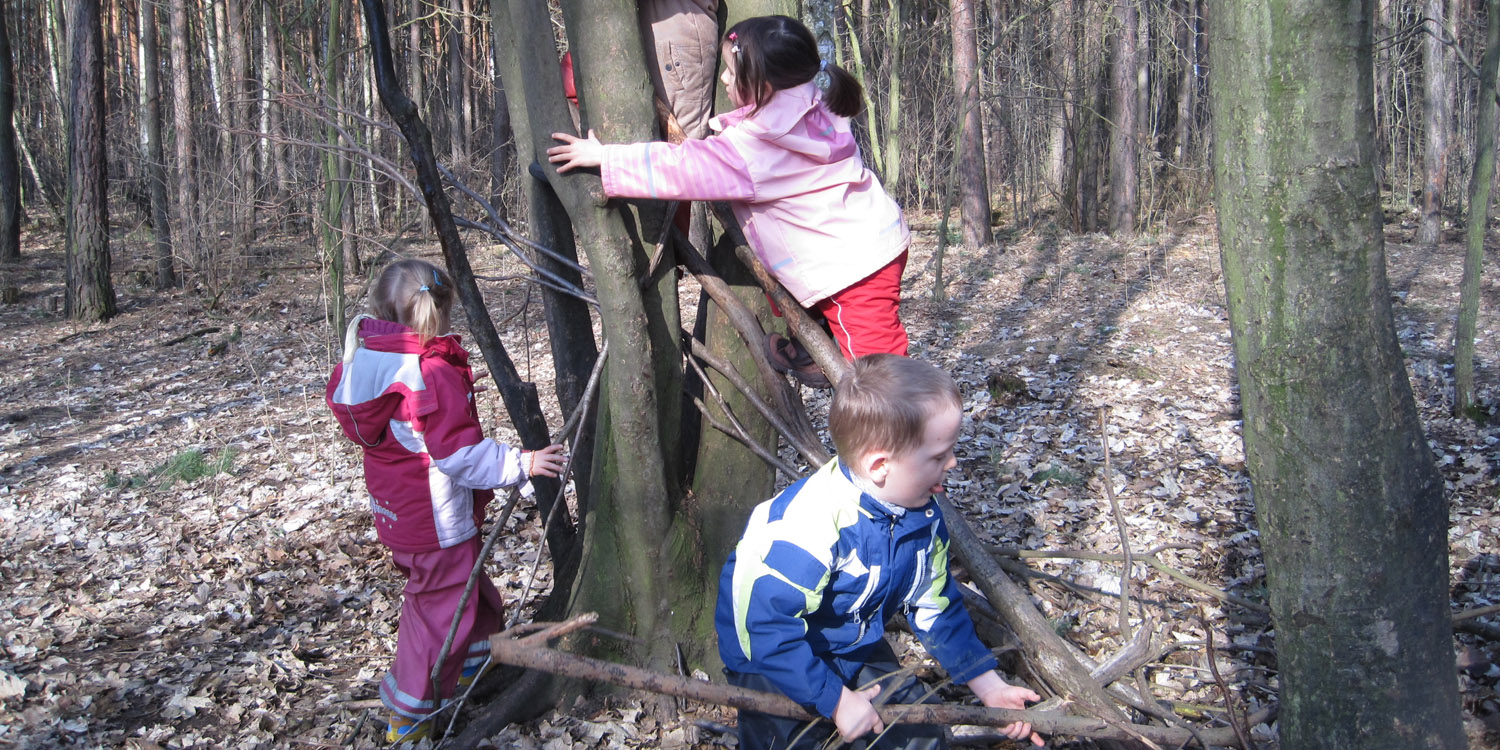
[371,259,455,343]
[819,62,864,118]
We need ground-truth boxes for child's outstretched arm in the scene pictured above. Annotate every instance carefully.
[967,670,1044,746]
[548,130,604,172]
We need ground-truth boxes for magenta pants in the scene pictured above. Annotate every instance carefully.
[380,537,504,719]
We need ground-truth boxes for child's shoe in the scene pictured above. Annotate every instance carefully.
[456,661,487,690]
[765,333,832,389]
[385,715,431,744]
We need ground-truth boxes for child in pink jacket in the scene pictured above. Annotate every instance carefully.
[549,15,911,387]
[327,259,566,743]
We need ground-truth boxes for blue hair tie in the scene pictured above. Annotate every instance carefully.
[431,269,443,287]
[419,285,430,292]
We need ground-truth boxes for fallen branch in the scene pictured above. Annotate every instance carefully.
[989,546,1271,615]
[489,616,1273,747]
[160,327,221,346]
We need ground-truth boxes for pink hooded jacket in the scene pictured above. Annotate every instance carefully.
[600,81,909,306]
[326,317,528,553]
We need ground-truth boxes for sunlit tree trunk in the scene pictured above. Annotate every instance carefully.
[138,0,174,288]
[1210,2,1465,746]
[1455,0,1498,416]
[169,0,199,272]
[64,0,113,321]
[951,0,992,247]
[1418,0,1452,248]
[1108,0,1138,233]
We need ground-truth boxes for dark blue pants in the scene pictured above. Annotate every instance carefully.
[727,642,947,750]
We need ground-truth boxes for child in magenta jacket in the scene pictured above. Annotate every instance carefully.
[549,15,911,384]
[326,259,565,743]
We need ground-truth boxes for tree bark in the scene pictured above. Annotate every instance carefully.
[1210,2,1465,747]
[64,0,113,321]
[169,0,199,273]
[1454,0,1498,417]
[1418,0,1452,248]
[0,0,20,263]
[950,0,992,247]
[1108,0,1138,234]
[225,0,253,245]
[138,0,174,288]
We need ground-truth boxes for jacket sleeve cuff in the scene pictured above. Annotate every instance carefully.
[812,671,847,718]
[942,650,999,686]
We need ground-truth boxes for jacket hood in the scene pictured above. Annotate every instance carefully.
[712,82,857,165]
[326,318,470,446]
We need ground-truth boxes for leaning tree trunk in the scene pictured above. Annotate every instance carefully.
[1210,2,1465,748]
[1108,0,1138,234]
[1455,0,1499,417]
[951,0,992,248]
[64,0,113,321]
[138,0,174,288]
[1418,0,1452,249]
[0,0,19,264]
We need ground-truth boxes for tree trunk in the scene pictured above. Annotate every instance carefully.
[1418,0,1452,248]
[1108,0,1138,234]
[138,0,174,288]
[884,0,903,195]
[225,0,253,245]
[0,0,20,263]
[1210,2,1466,747]
[951,0,992,247]
[64,0,113,321]
[322,0,347,340]
[1454,0,1499,417]
[263,2,288,214]
[169,0,199,273]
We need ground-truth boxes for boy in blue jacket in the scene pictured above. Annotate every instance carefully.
[715,354,1043,748]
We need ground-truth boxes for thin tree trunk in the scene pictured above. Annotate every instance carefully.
[1455,0,1498,416]
[884,0,903,194]
[1418,0,1452,248]
[263,2,288,212]
[0,0,20,263]
[1210,2,1466,746]
[138,0,174,287]
[225,0,251,245]
[951,0,992,247]
[64,0,114,321]
[1108,0,1138,233]
[322,0,347,341]
[169,0,199,272]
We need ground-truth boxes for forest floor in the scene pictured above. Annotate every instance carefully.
[0,213,1497,750]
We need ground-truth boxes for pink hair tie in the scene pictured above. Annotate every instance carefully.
[728,30,740,54]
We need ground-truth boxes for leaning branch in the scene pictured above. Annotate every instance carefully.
[490,616,1272,747]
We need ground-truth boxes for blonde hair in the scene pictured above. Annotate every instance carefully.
[829,354,962,464]
[370,259,455,343]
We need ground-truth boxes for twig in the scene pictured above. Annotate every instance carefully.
[685,333,826,466]
[1453,603,1500,622]
[430,486,524,706]
[507,343,609,631]
[160,327,221,346]
[685,350,800,478]
[489,624,1273,746]
[1098,407,1157,720]
[989,546,1271,615]
[1201,610,1255,750]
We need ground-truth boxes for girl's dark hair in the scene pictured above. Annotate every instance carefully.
[724,15,863,118]
[371,259,455,343]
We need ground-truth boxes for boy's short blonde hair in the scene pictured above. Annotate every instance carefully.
[829,354,962,465]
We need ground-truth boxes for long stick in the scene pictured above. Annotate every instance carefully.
[489,628,1272,747]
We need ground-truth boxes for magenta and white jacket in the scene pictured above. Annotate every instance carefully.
[600,81,910,306]
[326,317,528,554]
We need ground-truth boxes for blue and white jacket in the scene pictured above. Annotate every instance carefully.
[714,458,998,718]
